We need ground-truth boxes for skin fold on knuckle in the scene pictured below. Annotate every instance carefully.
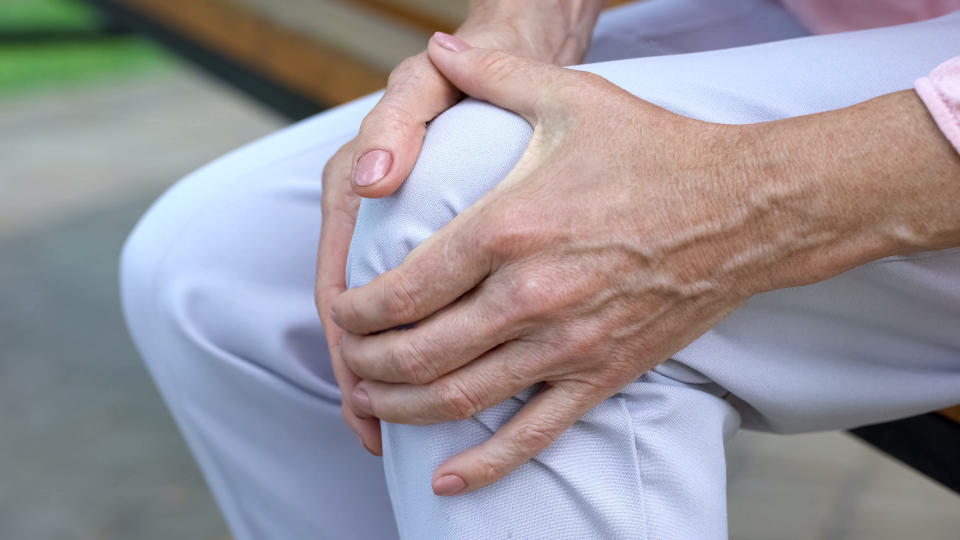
[474,49,516,87]
[338,335,366,377]
[382,272,421,324]
[511,421,559,457]
[320,188,361,224]
[434,378,483,421]
[331,293,361,332]
[320,146,347,187]
[320,154,356,206]
[358,102,413,148]
[393,336,438,384]
[386,54,427,89]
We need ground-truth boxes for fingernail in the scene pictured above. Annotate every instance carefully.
[329,307,342,327]
[354,149,392,187]
[432,32,471,53]
[433,474,467,496]
[352,387,373,416]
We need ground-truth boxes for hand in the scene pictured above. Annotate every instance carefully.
[316,4,604,455]
[332,34,960,495]
[332,33,763,494]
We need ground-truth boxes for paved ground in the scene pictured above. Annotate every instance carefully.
[1,60,957,539]
[0,65,282,539]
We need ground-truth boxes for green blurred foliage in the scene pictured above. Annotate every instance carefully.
[0,0,169,96]
[0,0,96,30]
[0,41,167,95]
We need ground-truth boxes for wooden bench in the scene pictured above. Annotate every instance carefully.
[82,0,960,494]
[81,0,635,117]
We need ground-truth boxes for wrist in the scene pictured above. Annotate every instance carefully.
[742,90,960,293]
[459,1,603,65]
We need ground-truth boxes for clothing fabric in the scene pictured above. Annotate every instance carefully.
[778,0,960,151]
[780,0,960,33]
[916,57,960,153]
[121,1,960,538]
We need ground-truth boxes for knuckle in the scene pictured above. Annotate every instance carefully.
[359,102,410,140]
[386,54,427,88]
[382,273,420,322]
[434,379,482,420]
[392,338,436,384]
[513,422,557,454]
[321,145,352,187]
[338,340,361,373]
[475,50,515,84]
[474,453,509,483]
[510,273,557,316]
[335,299,359,330]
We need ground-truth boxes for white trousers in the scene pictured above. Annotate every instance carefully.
[121,1,960,538]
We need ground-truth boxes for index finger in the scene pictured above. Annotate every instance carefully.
[431,382,594,496]
[316,146,383,454]
[331,215,492,334]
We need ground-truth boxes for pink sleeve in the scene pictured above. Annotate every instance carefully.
[915,56,960,154]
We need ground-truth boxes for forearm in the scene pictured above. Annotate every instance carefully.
[461,0,605,65]
[746,90,960,291]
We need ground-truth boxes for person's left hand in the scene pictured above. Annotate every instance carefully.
[331,33,863,497]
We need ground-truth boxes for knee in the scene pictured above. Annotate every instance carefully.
[120,166,227,361]
[122,159,330,391]
[347,98,532,288]
[120,178,194,358]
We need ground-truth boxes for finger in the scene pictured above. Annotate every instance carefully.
[431,383,594,496]
[426,32,568,123]
[351,53,461,198]
[340,280,520,384]
[331,212,491,335]
[329,325,383,453]
[344,403,383,456]
[350,340,539,424]
[316,146,361,307]
[329,334,383,455]
[317,148,381,454]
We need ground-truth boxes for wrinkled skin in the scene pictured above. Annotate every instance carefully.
[332,33,960,496]
[315,3,603,455]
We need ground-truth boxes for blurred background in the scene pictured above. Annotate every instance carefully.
[0,0,957,538]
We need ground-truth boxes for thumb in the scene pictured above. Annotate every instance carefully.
[351,54,461,198]
[426,32,565,122]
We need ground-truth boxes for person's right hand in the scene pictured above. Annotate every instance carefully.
[315,1,604,456]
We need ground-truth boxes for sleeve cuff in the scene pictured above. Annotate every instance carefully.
[915,56,960,155]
